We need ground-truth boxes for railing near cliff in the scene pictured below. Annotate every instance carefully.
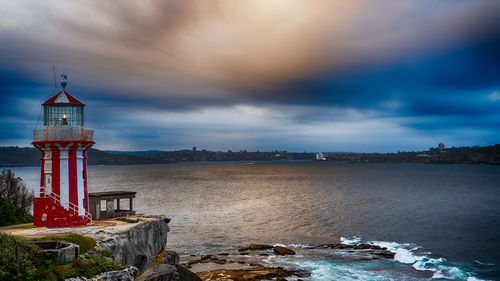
[45,192,92,222]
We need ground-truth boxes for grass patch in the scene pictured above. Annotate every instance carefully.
[4,224,34,230]
[40,255,127,280]
[27,233,96,253]
[96,249,112,258]
[115,217,139,223]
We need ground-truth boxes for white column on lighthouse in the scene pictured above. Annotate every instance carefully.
[77,145,85,216]
[58,144,70,210]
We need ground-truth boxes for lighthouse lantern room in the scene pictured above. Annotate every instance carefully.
[32,75,95,227]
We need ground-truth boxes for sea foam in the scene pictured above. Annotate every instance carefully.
[339,236,487,281]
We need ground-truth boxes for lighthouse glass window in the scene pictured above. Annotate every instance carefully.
[44,105,84,126]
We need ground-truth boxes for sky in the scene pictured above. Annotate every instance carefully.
[0,0,499,152]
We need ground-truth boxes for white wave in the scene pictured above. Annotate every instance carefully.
[273,243,311,248]
[366,239,487,281]
[468,277,485,281]
[263,237,488,281]
[287,259,402,281]
[474,260,495,266]
[340,236,361,245]
[369,240,419,264]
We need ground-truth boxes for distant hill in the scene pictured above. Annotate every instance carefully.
[1,145,498,167]
[0,147,40,167]
[0,147,172,167]
[103,150,167,156]
[326,144,500,165]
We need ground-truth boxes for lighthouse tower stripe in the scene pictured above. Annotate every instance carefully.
[76,144,85,216]
[44,144,53,195]
[51,145,60,197]
[68,143,79,211]
[39,147,45,195]
[57,144,70,209]
[82,147,89,211]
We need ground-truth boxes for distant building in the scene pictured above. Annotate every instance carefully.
[316,152,326,161]
[438,143,445,151]
[192,146,197,152]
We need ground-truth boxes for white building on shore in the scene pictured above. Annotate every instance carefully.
[316,152,327,161]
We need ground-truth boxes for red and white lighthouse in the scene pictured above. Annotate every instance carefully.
[32,75,94,227]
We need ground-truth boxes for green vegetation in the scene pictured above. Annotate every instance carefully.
[115,217,139,223]
[1,232,126,281]
[0,170,34,227]
[3,224,34,230]
[0,199,33,226]
[327,144,500,164]
[38,255,127,280]
[27,233,97,253]
[0,232,46,281]
[96,249,113,258]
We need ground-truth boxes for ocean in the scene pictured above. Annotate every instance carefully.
[8,161,500,280]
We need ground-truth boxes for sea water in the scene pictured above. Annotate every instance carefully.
[9,161,500,280]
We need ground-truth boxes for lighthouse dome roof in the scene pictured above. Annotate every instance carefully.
[43,91,83,105]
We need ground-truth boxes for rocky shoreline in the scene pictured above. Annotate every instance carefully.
[2,216,398,280]
[179,242,396,281]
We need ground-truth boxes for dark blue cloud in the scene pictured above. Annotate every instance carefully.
[0,1,499,151]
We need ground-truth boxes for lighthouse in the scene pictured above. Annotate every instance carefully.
[32,75,94,227]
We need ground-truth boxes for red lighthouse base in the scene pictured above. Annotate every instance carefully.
[33,197,91,228]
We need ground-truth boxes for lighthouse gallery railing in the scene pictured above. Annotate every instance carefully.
[33,127,94,142]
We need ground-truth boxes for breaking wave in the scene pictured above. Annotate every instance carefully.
[341,236,487,280]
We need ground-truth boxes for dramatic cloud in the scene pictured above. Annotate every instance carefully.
[0,1,499,151]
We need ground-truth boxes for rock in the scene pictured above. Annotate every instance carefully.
[177,265,202,281]
[197,267,309,281]
[313,243,395,259]
[161,250,180,265]
[89,215,170,274]
[211,258,226,265]
[273,246,296,255]
[317,243,386,251]
[186,256,226,266]
[374,251,395,259]
[93,267,139,281]
[86,251,101,257]
[238,244,273,252]
[137,250,201,281]
[248,244,273,250]
[136,263,178,281]
[66,266,138,281]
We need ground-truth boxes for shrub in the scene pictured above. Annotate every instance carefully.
[0,199,33,226]
[0,232,46,281]
[0,169,34,227]
[41,256,126,280]
[75,255,127,278]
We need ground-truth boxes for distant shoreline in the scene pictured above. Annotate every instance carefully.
[3,160,500,170]
[1,144,498,167]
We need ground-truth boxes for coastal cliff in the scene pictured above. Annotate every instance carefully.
[3,215,200,281]
[88,216,170,274]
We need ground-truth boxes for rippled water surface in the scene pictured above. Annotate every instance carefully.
[10,161,500,280]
